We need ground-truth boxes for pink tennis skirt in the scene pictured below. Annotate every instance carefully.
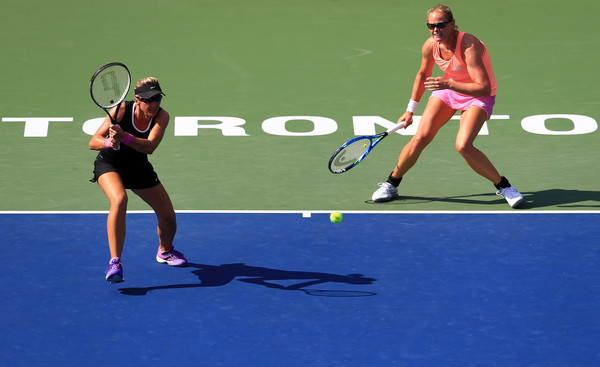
[431,89,496,120]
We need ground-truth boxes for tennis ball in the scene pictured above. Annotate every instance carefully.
[330,211,343,224]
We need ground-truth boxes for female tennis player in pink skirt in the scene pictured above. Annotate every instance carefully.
[372,4,523,208]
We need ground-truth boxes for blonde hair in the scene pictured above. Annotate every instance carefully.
[427,4,455,23]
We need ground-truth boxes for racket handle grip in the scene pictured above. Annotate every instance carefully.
[387,121,406,134]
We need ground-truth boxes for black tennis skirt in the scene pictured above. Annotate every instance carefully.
[90,154,161,190]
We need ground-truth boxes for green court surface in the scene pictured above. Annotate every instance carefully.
[1,0,598,211]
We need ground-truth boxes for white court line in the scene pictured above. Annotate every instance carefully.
[0,210,598,215]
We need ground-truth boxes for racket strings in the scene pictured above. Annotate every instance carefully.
[91,65,131,108]
[329,138,370,172]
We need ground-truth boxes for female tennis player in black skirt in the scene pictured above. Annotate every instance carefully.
[89,77,187,283]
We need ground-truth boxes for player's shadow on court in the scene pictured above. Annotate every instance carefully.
[119,263,377,297]
[519,189,600,209]
[365,189,600,209]
[365,192,506,206]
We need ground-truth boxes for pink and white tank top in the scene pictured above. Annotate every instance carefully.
[432,31,497,96]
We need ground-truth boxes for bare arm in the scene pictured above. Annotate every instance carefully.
[88,103,126,150]
[109,109,170,155]
[398,38,436,126]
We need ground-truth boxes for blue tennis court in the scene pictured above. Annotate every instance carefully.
[2,1,599,365]
[1,212,598,366]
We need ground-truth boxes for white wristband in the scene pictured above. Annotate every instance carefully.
[406,99,419,113]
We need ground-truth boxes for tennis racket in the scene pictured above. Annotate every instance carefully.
[328,122,406,174]
[89,62,131,148]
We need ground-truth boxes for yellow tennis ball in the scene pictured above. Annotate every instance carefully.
[330,211,343,224]
[363,143,368,148]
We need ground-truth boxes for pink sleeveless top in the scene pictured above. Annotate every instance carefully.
[432,31,497,96]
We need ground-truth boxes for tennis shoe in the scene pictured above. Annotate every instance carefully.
[105,257,124,284]
[372,182,399,202]
[496,186,524,208]
[156,246,188,267]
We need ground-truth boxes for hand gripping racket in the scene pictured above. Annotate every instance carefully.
[328,122,406,174]
[89,62,131,148]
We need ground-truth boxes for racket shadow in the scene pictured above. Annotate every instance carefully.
[119,263,377,297]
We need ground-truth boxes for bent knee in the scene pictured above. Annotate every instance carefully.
[110,193,128,209]
[455,140,475,156]
[411,134,434,151]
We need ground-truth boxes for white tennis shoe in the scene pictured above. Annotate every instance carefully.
[496,186,524,208]
[372,182,399,202]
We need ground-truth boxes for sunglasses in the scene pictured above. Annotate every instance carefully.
[427,21,450,30]
[138,95,163,103]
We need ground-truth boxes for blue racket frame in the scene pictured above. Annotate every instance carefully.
[328,122,405,174]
